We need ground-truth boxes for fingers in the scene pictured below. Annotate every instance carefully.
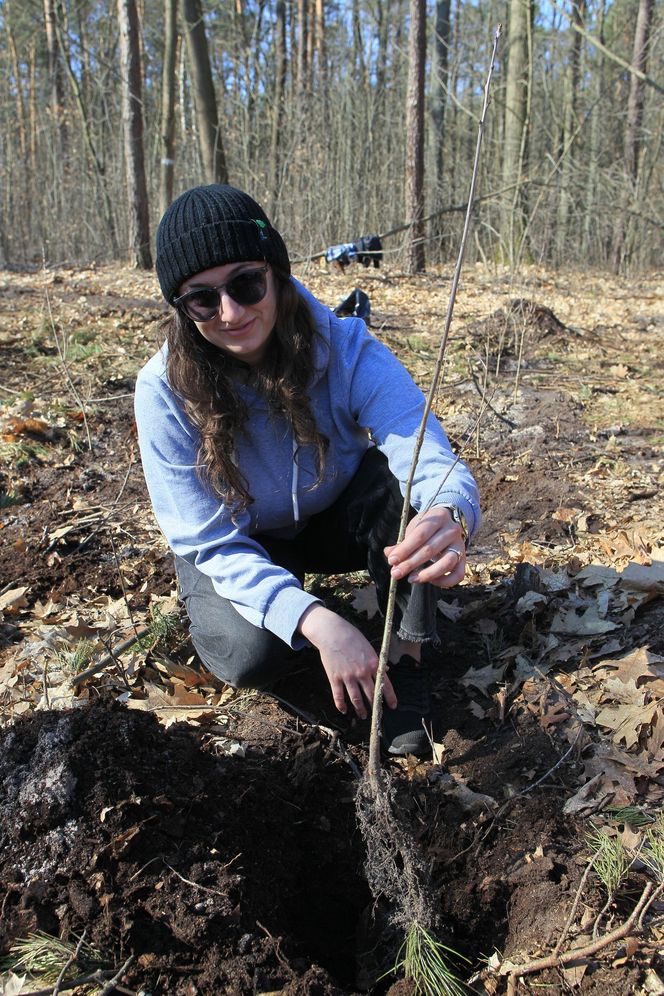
[329,665,398,718]
[344,677,370,720]
[385,507,466,582]
[329,676,349,716]
[408,548,466,587]
[386,514,444,566]
[388,533,466,583]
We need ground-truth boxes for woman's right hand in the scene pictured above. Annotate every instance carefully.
[298,604,397,719]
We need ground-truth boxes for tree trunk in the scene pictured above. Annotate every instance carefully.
[306,0,315,93]
[375,0,389,96]
[5,2,28,163]
[501,0,532,263]
[159,0,178,218]
[314,0,327,122]
[43,0,67,156]
[296,0,307,94]
[430,0,451,253]
[448,0,460,202]
[269,0,287,215]
[351,0,367,89]
[581,0,605,259]
[181,0,228,184]
[555,0,584,260]
[53,1,119,253]
[117,0,152,268]
[405,0,426,273]
[611,0,655,270]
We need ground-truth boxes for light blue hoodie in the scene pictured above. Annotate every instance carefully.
[134,280,481,649]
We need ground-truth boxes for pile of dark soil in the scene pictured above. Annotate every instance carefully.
[0,698,369,994]
[1,677,650,995]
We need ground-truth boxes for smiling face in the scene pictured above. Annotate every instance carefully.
[178,261,279,367]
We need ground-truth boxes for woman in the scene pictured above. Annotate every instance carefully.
[135,184,481,757]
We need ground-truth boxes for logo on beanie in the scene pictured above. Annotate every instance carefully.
[253,219,268,240]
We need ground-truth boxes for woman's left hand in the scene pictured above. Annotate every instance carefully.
[384,507,466,588]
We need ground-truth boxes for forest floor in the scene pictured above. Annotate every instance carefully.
[0,261,662,996]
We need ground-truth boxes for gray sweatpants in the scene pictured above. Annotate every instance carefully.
[175,448,438,688]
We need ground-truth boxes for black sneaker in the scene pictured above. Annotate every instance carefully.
[381,655,432,757]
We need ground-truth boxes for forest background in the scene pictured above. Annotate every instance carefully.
[1,0,662,277]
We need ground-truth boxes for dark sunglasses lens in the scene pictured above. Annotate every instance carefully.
[227,270,267,305]
[184,289,219,320]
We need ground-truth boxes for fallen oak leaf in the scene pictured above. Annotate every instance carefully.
[515,591,548,615]
[551,603,620,636]
[611,935,640,967]
[0,587,29,615]
[0,971,27,996]
[437,597,463,621]
[467,700,488,719]
[575,563,621,589]
[600,676,648,703]
[460,661,508,696]
[3,416,54,439]
[592,646,664,687]
[562,774,616,816]
[561,959,588,988]
[552,506,582,524]
[574,742,660,810]
[620,560,664,593]
[540,700,571,730]
[646,707,664,757]
[429,772,498,813]
[595,700,659,750]
[350,583,379,619]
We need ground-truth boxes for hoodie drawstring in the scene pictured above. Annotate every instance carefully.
[291,437,300,525]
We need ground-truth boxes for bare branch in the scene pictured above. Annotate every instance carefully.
[553,0,664,96]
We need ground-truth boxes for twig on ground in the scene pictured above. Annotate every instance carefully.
[21,967,136,996]
[164,860,238,897]
[128,855,163,881]
[638,882,664,930]
[453,727,584,863]
[75,458,135,553]
[70,628,150,686]
[51,929,87,995]
[325,729,363,779]
[256,921,292,973]
[553,853,599,955]
[517,727,582,797]
[468,363,518,429]
[262,690,320,726]
[501,880,655,988]
[107,530,141,638]
[96,633,132,690]
[96,954,136,996]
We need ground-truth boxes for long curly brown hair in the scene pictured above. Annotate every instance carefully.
[164,265,328,515]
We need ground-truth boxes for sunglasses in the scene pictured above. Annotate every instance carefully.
[173,264,269,322]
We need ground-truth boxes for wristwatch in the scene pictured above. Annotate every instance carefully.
[444,505,470,549]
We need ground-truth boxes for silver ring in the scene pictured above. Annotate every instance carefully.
[448,546,463,564]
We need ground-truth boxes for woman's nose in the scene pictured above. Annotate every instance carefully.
[218,290,245,323]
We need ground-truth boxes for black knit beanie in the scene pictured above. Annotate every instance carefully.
[156,184,291,303]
